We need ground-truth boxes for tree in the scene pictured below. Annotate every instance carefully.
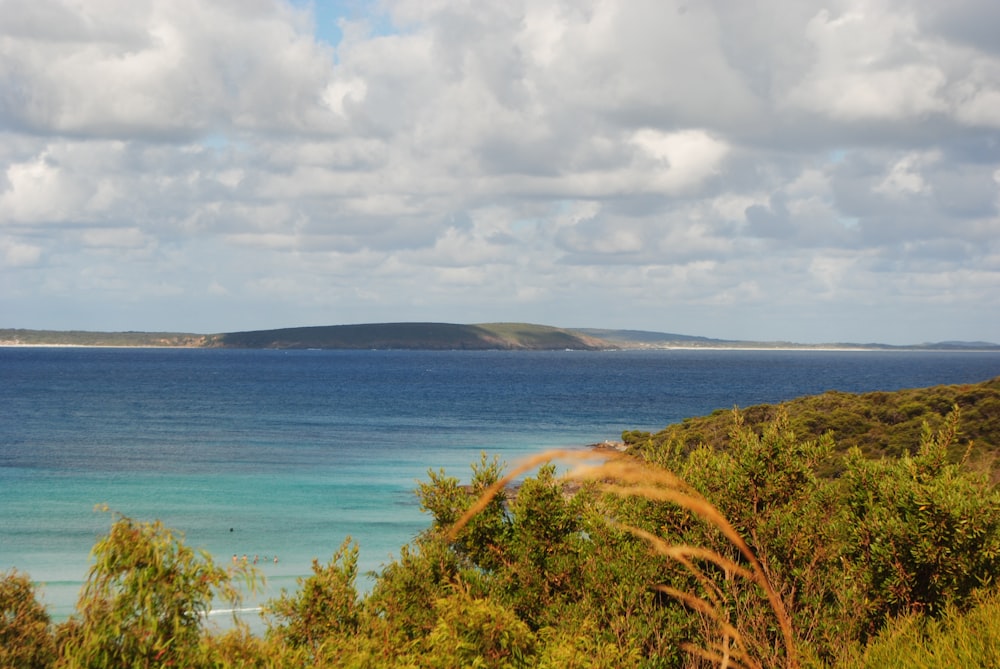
[266,537,364,663]
[57,510,257,668]
[0,568,56,668]
[418,453,511,571]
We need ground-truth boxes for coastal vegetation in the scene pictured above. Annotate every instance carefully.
[4,376,1000,667]
[627,376,1000,479]
[0,329,211,348]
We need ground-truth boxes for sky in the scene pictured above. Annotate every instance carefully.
[1,0,999,345]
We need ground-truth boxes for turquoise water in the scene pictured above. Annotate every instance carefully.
[2,347,999,622]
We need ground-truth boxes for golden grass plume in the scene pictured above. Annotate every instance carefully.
[448,448,799,669]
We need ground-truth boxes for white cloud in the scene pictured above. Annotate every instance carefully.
[0,0,336,136]
[1,239,42,267]
[874,151,939,198]
[630,129,730,195]
[80,227,149,249]
[0,0,997,343]
[321,77,368,117]
[785,6,948,121]
[1,154,76,223]
[950,61,1000,128]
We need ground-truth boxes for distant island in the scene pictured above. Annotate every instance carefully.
[1,322,997,351]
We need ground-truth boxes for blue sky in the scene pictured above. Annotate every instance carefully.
[297,0,349,45]
[290,0,391,48]
[1,0,999,345]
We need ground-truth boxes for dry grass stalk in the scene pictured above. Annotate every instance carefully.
[682,641,757,669]
[651,584,753,669]
[448,449,799,668]
[448,449,608,541]
[623,526,754,593]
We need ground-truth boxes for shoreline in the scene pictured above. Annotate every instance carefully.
[3,322,996,352]
[0,343,206,349]
[3,343,997,352]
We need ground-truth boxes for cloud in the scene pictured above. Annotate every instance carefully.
[785,7,948,121]
[1,238,41,266]
[630,129,730,195]
[0,0,342,138]
[0,0,997,344]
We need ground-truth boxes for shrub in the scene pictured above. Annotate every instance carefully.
[421,587,536,668]
[56,510,258,668]
[841,411,1000,638]
[265,537,362,661]
[450,450,800,668]
[0,568,56,668]
[842,588,1000,668]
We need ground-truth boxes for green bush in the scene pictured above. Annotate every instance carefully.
[841,412,1000,638]
[843,588,1000,668]
[422,588,537,668]
[266,538,362,661]
[56,511,258,668]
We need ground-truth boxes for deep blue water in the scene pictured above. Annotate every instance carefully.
[2,347,999,621]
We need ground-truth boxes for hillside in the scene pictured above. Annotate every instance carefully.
[207,322,608,350]
[2,323,997,350]
[628,375,1000,477]
[0,329,210,347]
[0,323,606,350]
[574,327,739,346]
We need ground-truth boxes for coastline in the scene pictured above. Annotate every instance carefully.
[3,342,995,352]
[3,322,996,351]
[0,343,201,349]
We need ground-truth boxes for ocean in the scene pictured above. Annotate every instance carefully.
[2,347,999,624]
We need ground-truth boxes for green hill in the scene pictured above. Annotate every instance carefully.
[628,375,1000,478]
[209,322,608,350]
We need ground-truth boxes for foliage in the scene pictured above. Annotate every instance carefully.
[417,453,510,570]
[841,589,1000,668]
[633,376,1000,477]
[362,532,465,659]
[0,569,56,668]
[840,411,1000,637]
[485,464,589,626]
[628,404,1000,665]
[56,510,258,668]
[265,538,363,662]
[421,586,537,668]
[202,626,289,668]
[632,408,847,666]
[406,452,694,665]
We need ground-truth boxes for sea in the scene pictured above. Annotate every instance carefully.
[2,346,1000,627]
